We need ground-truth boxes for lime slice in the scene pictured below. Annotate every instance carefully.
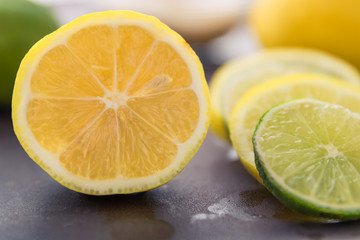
[230,74,360,182]
[210,48,360,140]
[253,99,360,220]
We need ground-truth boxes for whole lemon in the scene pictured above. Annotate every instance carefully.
[0,0,57,107]
[250,0,360,69]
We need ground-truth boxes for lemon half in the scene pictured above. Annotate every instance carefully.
[12,11,210,195]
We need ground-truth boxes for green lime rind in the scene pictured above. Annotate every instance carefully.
[0,0,58,106]
[252,99,360,221]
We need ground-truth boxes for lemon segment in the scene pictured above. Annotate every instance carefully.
[127,41,192,96]
[127,90,199,143]
[115,26,155,92]
[31,45,105,98]
[26,98,105,153]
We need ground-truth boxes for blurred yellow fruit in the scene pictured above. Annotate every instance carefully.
[250,0,360,69]
[0,0,57,107]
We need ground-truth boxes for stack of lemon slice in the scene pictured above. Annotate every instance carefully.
[210,48,360,220]
[210,48,360,141]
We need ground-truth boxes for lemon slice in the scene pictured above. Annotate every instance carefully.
[12,11,210,195]
[253,99,360,220]
[210,48,360,140]
[230,74,360,182]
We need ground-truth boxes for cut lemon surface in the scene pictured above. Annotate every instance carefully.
[12,11,210,195]
[229,74,360,182]
[210,48,360,141]
[253,99,360,220]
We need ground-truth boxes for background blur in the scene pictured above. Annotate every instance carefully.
[0,0,257,110]
[2,0,360,110]
[32,0,257,61]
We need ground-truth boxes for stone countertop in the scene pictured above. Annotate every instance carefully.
[1,110,360,240]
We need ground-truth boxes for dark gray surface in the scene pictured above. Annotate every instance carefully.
[1,112,360,240]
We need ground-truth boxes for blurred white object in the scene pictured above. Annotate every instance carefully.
[31,0,249,43]
[206,20,260,64]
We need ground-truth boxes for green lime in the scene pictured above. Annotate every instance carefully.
[0,0,57,107]
[253,99,360,220]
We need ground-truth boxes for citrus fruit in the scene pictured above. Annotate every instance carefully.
[250,0,360,69]
[12,11,210,195]
[229,74,360,182]
[209,48,360,141]
[0,0,57,107]
[253,99,360,220]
